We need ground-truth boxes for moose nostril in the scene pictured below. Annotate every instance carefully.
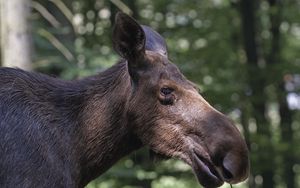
[222,153,237,181]
[221,151,250,184]
[222,164,234,180]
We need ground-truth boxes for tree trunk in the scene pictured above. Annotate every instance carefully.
[267,0,295,187]
[239,0,275,187]
[278,87,294,188]
[0,0,32,70]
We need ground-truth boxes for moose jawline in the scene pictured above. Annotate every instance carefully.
[149,149,171,161]
[191,152,224,187]
[149,148,224,187]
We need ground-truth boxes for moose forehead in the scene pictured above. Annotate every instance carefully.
[144,50,197,91]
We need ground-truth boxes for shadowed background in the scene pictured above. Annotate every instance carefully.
[0,0,300,188]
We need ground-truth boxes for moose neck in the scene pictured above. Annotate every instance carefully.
[77,61,143,186]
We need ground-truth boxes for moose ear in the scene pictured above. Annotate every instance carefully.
[112,12,146,60]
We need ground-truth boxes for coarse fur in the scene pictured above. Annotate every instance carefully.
[0,13,249,188]
[0,62,141,187]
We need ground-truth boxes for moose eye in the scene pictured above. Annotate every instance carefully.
[160,87,174,96]
[159,87,175,105]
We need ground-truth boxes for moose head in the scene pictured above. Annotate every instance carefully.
[0,12,250,188]
[111,12,249,187]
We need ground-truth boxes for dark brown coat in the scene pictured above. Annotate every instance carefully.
[0,13,249,188]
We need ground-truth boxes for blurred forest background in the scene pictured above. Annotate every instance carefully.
[1,0,300,188]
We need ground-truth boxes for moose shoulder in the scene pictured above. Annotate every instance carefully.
[0,13,249,188]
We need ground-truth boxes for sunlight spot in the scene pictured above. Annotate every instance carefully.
[137,170,146,180]
[249,118,257,133]
[293,164,300,173]
[203,75,213,85]
[255,175,263,185]
[124,159,133,168]
[141,9,154,19]
[78,26,86,34]
[177,38,190,51]
[291,24,300,39]
[229,108,241,120]
[280,22,290,32]
[166,13,176,28]
[100,46,110,55]
[73,13,84,26]
[154,12,164,22]
[194,38,207,49]
[153,176,188,188]
[98,8,110,19]
[261,30,270,39]
[287,93,300,110]
[267,103,280,126]
[95,26,104,36]
[172,160,190,171]
[86,10,95,20]
[188,10,197,19]
[193,19,202,28]
[212,0,223,6]
[176,15,188,25]
[86,22,94,32]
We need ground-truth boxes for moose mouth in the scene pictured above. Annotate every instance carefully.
[191,150,224,187]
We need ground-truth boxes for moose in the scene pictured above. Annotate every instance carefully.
[0,13,249,188]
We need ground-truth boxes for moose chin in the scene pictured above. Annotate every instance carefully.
[0,12,249,188]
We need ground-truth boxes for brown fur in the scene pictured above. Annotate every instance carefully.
[0,13,249,188]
